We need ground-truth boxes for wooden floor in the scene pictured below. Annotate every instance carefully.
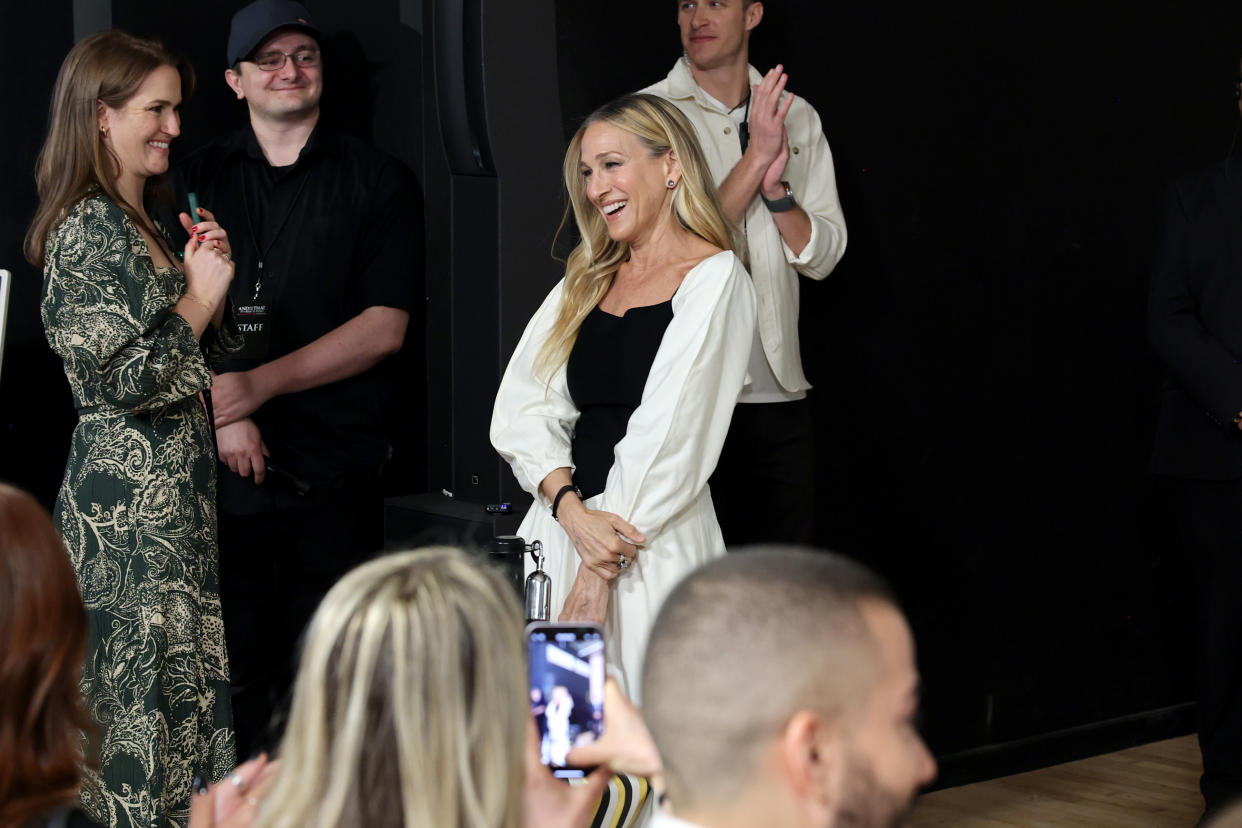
[910,735,1203,827]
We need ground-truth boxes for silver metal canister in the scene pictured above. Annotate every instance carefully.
[524,540,550,622]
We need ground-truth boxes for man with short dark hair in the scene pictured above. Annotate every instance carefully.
[175,0,423,756]
[641,548,936,827]
[643,1,847,547]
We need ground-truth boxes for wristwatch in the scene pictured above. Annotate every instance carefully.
[761,180,797,213]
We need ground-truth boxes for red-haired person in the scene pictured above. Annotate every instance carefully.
[0,482,103,828]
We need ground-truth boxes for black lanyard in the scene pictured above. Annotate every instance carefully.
[733,93,751,154]
[238,159,312,303]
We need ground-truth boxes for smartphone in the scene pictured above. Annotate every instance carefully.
[526,622,606,779]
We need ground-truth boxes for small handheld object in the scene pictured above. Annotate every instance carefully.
[263,462,311,496]
[526,622,606,778]
[187,192,200,222]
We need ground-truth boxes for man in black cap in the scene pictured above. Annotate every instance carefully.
[175,0,423,756]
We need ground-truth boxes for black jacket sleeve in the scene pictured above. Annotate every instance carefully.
[1147,178,1242,431]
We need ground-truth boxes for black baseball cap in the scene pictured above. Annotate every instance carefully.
[227,0,321,67]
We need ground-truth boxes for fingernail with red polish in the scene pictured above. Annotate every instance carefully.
[199,235,206,242]
[191,225,198,233]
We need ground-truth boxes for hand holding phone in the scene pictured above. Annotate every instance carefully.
[564,677,662,781]
[526,622,606,779]
[522,719,611,828]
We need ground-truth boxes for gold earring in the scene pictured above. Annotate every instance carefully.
[100,126,108,137]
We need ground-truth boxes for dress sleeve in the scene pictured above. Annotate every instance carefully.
[41,197,212,413]
[204,298,244,367]
[598,252,756,542]
[490,279,580,505]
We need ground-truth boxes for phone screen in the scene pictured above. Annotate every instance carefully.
[526,623,606,779]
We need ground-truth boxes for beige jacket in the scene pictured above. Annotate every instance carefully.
[642,59,847,394]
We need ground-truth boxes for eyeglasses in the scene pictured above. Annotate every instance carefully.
[250,48,321,72]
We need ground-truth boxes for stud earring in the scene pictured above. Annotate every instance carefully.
[667,179,676,188]
[100,126,108,137]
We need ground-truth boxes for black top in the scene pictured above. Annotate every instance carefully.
[171,125,424,511]
[566,301,674,500]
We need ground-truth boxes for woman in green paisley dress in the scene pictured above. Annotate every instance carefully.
[25,31,240,828]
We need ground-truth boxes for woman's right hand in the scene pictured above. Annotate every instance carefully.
[183,229,235,312]
[556,499,644,581]
[566,678,664,780]
[188,754,279,828]
[523,718,611,828]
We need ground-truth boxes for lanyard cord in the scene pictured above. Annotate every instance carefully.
[729,92,752,249]
[239,159,312,303]
[734,92,751,154]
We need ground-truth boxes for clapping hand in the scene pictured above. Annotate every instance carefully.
[749,65,796,199]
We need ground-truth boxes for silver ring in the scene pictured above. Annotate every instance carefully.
[617,555,629,570]
[229,773,245,789]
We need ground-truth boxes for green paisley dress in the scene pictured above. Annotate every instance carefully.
[41,194,238,828]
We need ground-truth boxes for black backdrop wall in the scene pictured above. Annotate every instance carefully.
[555,0,1227,778]
[4,0,1242,785]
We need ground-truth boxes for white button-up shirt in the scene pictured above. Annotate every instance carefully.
[643,59,848,397]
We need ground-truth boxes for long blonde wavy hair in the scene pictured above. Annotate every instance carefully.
[534,93,735,378]
[254,548,527,828]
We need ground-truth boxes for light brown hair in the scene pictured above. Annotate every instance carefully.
[0,482,93,828]
[24,30,194,268]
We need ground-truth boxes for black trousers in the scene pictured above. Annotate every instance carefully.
[217,479,384,758]
[1169,476,1242,813]
[709,398,815,547]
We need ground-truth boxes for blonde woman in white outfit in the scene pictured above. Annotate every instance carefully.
[491,94,756,699]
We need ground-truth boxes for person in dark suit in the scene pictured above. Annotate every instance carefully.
[1149,78,1242,818]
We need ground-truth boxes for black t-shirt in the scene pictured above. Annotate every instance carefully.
[172,125,424,512]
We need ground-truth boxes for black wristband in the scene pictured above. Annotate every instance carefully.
[762,180,797,213]
[551,484,582,521]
